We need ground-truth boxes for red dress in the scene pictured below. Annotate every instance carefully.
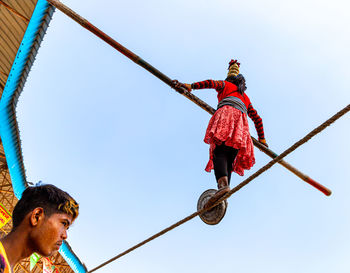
[191,80,265,176]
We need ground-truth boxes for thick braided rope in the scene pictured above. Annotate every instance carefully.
[88,104,350,273]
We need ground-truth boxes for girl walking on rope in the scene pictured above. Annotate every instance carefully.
[173,60,267,208]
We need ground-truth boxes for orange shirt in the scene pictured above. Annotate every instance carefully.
[0,242,11,273]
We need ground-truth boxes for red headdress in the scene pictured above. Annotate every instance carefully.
[228,59,240,69]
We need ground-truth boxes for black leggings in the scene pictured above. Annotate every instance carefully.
[213,144,239,185]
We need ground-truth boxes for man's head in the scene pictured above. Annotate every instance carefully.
[11,184,79,256]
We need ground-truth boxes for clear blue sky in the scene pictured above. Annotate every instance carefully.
[16,0,350,272]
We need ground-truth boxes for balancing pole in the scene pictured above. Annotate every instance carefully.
[45,0,331,196]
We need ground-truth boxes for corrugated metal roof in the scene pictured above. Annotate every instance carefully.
[0,1,87,272]
[0,0,35,95]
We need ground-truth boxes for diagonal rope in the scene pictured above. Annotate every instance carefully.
[88,104,350,273]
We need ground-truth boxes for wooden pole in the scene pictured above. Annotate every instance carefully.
[45,0,331,196]
[253,140,331,196]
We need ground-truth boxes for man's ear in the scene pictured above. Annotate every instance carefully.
[30,208,44,227]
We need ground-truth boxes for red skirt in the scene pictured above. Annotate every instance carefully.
[204,106,255,176]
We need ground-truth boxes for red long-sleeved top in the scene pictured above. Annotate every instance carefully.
[191,80,265,140]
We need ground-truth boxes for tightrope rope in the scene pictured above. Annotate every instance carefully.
[88,104,350,273]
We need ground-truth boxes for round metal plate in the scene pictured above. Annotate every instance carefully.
[197,189,228,225]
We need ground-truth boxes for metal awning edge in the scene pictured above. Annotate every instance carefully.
[0,1,87,272]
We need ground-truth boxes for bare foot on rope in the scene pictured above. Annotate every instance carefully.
[203,187,230,210]
[203,176,230,210]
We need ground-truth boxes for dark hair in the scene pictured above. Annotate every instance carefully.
[12,184,79,230]
[225,74,247,95]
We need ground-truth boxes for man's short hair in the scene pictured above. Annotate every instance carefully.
[12,184,79,229]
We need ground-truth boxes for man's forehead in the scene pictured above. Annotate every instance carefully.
[50,212,73,223]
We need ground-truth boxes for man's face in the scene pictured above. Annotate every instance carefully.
[31,212,73,257]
